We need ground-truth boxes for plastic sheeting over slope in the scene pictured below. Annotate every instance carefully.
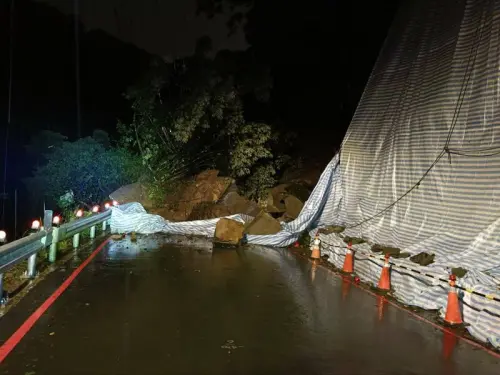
[110,0,500,348]
[319,0,500,348]
[337,0,500,278]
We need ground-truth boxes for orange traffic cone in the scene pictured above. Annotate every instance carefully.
[310,233,321,260]
[377,254,391,291]
[444,274,463,325]
[342,242,354,273]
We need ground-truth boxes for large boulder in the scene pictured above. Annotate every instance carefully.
[278,214,295,223]
[284,195,304,219]
[285,183,311,203]
[183,171,233,205]
[188,202,231,221]
[163,170,233,221]
[244,211,281,235]
[265,182,309,220]
[148,207,177,221]
[196,169,219,181]
[214,218,244,245]
[110,183,153,208]
[220,190,260,216]
[279,160,324,187]
[265,192,284,213]
[268,184,289,212]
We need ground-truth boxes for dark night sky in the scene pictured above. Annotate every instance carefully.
[12,0,401,145]
[36,0,247,58]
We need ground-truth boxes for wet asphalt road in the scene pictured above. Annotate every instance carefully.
[0,235,499,375]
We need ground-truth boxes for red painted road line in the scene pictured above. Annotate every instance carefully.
[293,250,500,359]
[0,238,110,363]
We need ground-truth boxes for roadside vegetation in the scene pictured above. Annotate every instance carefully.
[25,42,297,213]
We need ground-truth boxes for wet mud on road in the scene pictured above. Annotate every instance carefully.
[0,236,498,374]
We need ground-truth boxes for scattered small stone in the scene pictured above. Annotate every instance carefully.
[410,252,435,266]
[318,226,345,234]
[452,267,468,278]
[371,244,401,256]
[49,332,55,336]
[343,236,365,245]
[221,339,243,354]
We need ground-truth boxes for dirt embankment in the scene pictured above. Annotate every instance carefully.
[112,161,326,226]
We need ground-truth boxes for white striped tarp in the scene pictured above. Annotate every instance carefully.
[316,0,500,348]
[110,0,500,349]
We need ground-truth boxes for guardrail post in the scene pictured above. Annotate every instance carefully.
[0,273,5,304]
[27,253,37,278]
[73,232,80,249]
[102,220,107,231]
[49,226,60,263]
[90,225,96,239]
[25,219,45,279]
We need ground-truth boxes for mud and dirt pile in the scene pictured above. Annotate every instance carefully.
[111,162,324,233]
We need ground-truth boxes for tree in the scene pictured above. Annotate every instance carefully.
[25,136,141,210]
[92,129,111,149]
[119,52,286,201]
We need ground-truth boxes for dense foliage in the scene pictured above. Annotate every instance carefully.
[25,134,141,211]
[119,49,290,202]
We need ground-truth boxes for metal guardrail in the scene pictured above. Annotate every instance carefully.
[0,231,49,275]
[0,210,111,302]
